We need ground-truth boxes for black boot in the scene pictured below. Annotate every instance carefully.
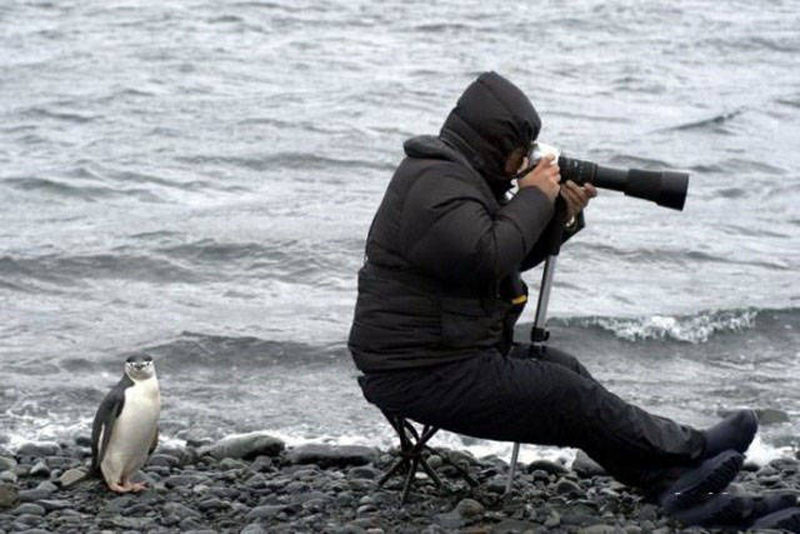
[657,450,744,514]
[702,409,758,458]
[670,490,797,528]
[752,507,800,532]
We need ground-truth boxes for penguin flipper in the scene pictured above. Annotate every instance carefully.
[91,375,133,472]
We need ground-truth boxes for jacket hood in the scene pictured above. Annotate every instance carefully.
[403,135,466,162]
[438,71,541,185]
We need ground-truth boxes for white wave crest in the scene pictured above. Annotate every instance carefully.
[576,308,759,343]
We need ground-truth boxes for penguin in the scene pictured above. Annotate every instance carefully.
[91,354,160,493]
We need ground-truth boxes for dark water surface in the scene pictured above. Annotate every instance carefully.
[1,0,799,462]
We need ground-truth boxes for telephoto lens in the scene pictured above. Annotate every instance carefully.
[530,142,689,211]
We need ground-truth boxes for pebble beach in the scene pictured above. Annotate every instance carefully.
[1,432,799,533]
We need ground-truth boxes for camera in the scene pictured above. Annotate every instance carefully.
[528,142,689,211]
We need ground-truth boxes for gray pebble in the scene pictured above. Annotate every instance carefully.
[148,453,181,469]
[163,501,201,519]
[199,432,285,460]
[198,497,229,511]
[164,474,208,488]
[246,504,288,520]
[286,444,378,468]
[35,481,57,493]
[37,499,72,512]
[544,510,561,528]
[572,450,607,478]
[16,443,60,458]
[577,526,617,534]
[528,459,569,476]
[17,489,52,503]
[13,503,45,516]
[0,458,17,472]
[356,504,378,515]
[29,461,50,478]
[58,467,87,488]
[455,497,484,518]
[555,477,584,498]
[347,466,381,480]
[0,483,19,509]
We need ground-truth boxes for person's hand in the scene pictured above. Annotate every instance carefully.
[560,180,597,221]
[517,155,560,203]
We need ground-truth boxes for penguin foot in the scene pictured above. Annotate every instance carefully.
[129,482,148,492]
[108,482,131,493]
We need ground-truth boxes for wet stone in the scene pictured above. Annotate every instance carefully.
[246,504,288,520]
[572,451,607,478]
[163,501,201,519]
[348,466,381,480]
[544,510,561,528]
[219,457,248,471]
[555,477,584,498]
[578,526,618,534]
[0,484,19,509]
[493,519,540,534]
[28,461,50,478]
[291,490,331,504]
[357,504,378,515]
[12,503,45,516]
[37,499,72,512]
[198,497,229,511]
[455,498,485,518]
[528,459,569,476]
[35,481,57,493]
[251,455,273,472]
[17,489,53,503]
[199,432,285,460]
[485,476,507,494]
[46,456,73,468]
[58,467,87,488]
[756,408,790,425]
[164,474,208,488]
[286,444,378,468]
[148,453,181,469]
[0,458,17,472]
[16,443,60,458]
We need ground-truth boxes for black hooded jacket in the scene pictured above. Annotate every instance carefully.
[348,72,575,372]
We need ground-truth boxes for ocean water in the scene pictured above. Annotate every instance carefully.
[1,0,799,465]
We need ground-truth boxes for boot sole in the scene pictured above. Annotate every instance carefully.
[660,450,743,513]
[751,507,800,532]
[672,492,797,527]
[671,493,742,526]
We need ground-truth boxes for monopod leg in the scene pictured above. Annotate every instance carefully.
[504,254,559,494]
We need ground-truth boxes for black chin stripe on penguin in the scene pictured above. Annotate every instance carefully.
[440,71,542,194]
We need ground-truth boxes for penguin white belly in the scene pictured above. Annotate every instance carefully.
[101,377,160,483]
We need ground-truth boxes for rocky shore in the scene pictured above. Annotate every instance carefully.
[1,431,799,533]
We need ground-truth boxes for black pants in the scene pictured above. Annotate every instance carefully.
[359,344,706,489]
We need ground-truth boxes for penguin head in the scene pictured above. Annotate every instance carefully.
[125,354,156,381]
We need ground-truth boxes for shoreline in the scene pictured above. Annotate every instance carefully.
[1,432,799,533]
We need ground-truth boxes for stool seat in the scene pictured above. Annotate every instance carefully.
[378,410,478,502]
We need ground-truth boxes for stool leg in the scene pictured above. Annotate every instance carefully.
[401,456,420,503]
[378,456,409,488]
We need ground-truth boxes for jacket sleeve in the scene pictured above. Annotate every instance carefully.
[520,210,585,271]
[400,174,555,285]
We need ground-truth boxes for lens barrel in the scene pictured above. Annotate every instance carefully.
[558,156,688,211]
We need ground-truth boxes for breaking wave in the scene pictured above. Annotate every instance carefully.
[555,307,768,343]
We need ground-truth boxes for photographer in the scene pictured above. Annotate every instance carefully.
[348,72,758,514]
